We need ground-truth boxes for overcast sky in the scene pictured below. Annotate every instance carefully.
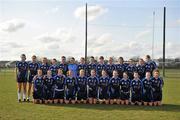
[0,0,180,60]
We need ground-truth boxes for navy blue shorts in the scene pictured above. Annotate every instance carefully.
[17,73,27,83]
[33,89,43,99]
[43,89,53,100]
[109,87,120,99]
[153,91,162,102]
[53,90,64,99]
[65,87,75,100]
[120,92,130,100]
[88,86,97,98]
[131,93,142,103]
[28,75,35,83]
[77,91,87,100]
[99,86,109,99]
[77,86,87,100]
[142,92,153,102]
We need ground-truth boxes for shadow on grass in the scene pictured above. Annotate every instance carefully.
[45,103,180,112]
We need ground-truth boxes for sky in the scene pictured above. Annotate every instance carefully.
[0,0,180,61]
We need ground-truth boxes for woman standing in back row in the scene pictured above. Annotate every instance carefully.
[16,54,28,102]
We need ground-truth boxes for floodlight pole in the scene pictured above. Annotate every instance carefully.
[152,11,155,60]
[85,3,88,64]
[162,7,166,77]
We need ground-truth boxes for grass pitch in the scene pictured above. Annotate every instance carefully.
[0,69,180,120]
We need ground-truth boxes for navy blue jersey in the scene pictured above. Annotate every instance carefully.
[142,78,152,93]
[126,64,137,74]
[43,75,54,90]
[120,78,131,93]
[58,63,68,76]
[145,61,157,73]
[124,63,129,68]
[16,61,28,75]
[109,77,120,87]
[76,76,87,100]
[126,64,137,79]
[39,63,49,75]
[33,76,44,90]
[76,76,87,87]
[131,79,142,94]
[98,76,109,99]
[136,64,145,79]
[98,76,109,87]
[49,64,59,77]
[109,77,120,99]
[96,63,106,76]
[106,64,116,77]
[87,76,98,87]
[77,64,87,75]
[151,77,163,92]
[28,62,39,75]
[145,63,152,73]
[64,77,76,88]
[115,64,125,78]
[53,75,65,89]
[87,63,96,76]
[64,77,76,99]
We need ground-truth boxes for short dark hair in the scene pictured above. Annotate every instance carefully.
[52,58,57,62]
[81,57,85,60]
[32,55,36,58]
[139,58,144,61]
[21,54,26,57]
[90,56,94,59]
[119,57,124,61]
[61,56,66,59]
[71,57,75,60]
[146,55,151,59]
[99,56,104,60]
[123,72,128,75]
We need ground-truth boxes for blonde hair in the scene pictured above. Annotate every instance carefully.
[79,69,85,73]
[67,70,73,76]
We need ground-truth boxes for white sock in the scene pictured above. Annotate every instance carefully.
[23,92,26,100]
[27,96,30,99]
[17,91,21,100]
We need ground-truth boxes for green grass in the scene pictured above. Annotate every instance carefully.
[0,69,180,120]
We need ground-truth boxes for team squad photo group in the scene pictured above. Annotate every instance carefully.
[16,54,164,106]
